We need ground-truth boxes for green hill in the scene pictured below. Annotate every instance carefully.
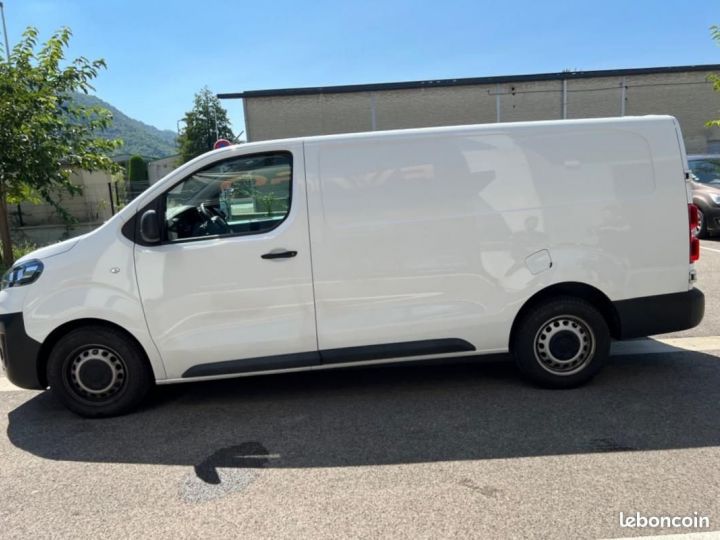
[72,93,178,158]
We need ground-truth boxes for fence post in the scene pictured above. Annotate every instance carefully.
[107,182,115,215]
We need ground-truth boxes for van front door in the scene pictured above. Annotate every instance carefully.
[134,144,317,380]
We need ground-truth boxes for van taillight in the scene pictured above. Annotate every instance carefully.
[689,203,700,263]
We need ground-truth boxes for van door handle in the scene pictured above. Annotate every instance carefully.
[261,250,298,259]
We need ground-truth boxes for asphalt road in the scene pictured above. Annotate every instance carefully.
[2,241,720,539]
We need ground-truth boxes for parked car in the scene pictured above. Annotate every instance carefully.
[688,154,720,238]
[0,115,705,417]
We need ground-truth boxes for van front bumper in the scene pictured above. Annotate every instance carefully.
[614,288,705,339]
[0,312,44,390]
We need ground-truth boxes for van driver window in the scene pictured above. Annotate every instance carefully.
[164,152,292,241]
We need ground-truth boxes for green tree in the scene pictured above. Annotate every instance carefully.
[0,27,121,266]
[708,25,720,127]
[177,87,234,163]
[127,155,148,182]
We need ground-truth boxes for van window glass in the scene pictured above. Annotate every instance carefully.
[689,159,720,185]
[164,153,292,241]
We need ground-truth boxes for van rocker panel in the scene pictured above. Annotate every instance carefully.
[181,338,476,378]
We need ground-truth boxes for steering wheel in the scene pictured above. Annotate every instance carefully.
[199,202,230,234]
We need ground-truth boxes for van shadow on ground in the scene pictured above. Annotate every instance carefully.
[7,349,720,474]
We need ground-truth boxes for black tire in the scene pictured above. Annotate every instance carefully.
[511,296,610,388]
[47,326,153,417]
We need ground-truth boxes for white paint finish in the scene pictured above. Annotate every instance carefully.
[0,115,696,384]
[16,235,81,263]
[0,288,27,317]
[525,249,552,275]
[19,218,168,380]
[158,348,493,385]
[304,116,690,353]
[87,335,720,386]
[133,143,317,379]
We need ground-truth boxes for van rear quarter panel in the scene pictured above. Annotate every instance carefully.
[305,117,689,353]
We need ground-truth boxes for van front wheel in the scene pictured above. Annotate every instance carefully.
[511,297,610,388]
[47,326,153,417]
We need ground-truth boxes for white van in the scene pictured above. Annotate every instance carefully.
[0,116,704,417]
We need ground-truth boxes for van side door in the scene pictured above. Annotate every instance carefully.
[133,143,318,380]
[303,135,498,360]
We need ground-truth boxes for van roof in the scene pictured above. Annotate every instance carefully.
[214,115,676,155]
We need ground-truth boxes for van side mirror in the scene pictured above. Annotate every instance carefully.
[139,209,161,244]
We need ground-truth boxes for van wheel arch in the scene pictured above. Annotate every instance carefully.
[510,282,620,350]
[37,319,154,388]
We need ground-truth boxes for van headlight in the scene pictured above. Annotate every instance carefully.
[1,259,44,290]
[711,193,720,205]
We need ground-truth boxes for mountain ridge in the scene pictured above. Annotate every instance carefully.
[72,93,178,159]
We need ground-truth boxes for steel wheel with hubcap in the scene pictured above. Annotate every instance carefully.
[534,315,596,376]
[512,296,610,388]
[47,326,153,417]
[68,345,127,401]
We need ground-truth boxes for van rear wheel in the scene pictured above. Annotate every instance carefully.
[511,297,610,388]
[47,326,153,417]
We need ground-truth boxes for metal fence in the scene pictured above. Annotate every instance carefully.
[106,179,151,215]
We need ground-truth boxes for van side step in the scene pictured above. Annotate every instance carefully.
[181,338,476,378]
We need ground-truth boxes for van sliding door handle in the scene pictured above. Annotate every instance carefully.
[261,250,298,259]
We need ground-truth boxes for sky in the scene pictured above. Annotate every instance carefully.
[2,0,720,135]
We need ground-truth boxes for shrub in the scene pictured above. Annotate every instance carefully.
[0,241,38,274]
[127,156,148,182]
